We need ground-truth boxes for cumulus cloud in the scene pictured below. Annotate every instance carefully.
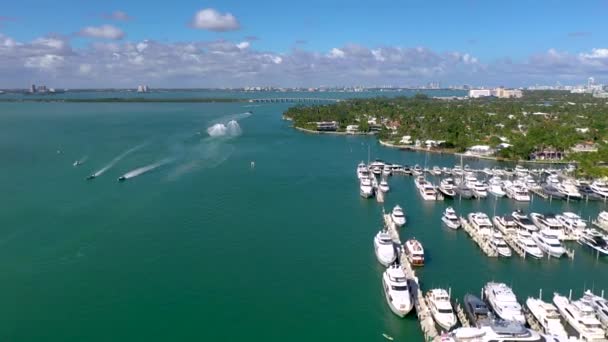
[103,10,131,21]
[191,8,240,31]
[79,25,125,40]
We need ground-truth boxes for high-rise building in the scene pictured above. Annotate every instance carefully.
[588,77,595,87]
[30,84,36,93]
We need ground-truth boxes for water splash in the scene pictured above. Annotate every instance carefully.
[207,120,242,137]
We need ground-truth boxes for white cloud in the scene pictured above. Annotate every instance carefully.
[580,48,608,59]
[236,41,250,50]
[328,48,345,59]
[79,25,125,40]
[24,54,64,70]
[79,63,92,74]
[191,8,240,32]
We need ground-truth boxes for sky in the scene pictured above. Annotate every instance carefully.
[1,0,608,88]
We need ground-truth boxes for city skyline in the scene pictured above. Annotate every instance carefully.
[1,1,608,88]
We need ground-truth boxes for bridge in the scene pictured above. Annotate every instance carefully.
[248,98,341,103]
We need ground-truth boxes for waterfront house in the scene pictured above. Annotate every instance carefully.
[315,121,338,131]
[400,135,413,145]
[570,142,599,153]
[346,125,359,134]
[465,145,495,157]
[529,147,564,161]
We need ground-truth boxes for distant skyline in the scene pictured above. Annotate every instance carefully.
[1,0,608,88]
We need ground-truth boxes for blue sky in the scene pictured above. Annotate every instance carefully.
[1,1,608,87]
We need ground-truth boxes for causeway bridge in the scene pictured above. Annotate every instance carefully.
[248,98,341,103]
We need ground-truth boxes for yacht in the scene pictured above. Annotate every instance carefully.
[442,207,461,229]
[404,239,424,266]
[468,212,494,237]
[553,293,606,341]
[439,178,457,198]
[490,231,512,257]
[488,177,506,197]
[582,290,608,329]
[454,180,474,199]
[382,165,392,177]
[515,229,544,259]
[442,167,452,176]
[356,162,368,179]
[464,294,493,327]
[452,165,463,177]
[481,167,494,176]
[426,289,457,331]
[530,213,565,240]
[374,230,396,266]
[444,324,544,342]
[512,210,538,232]
[382,265,414,317]
[466,176,488,199]
[431,166,442,176]
[493,215,518,235]
[522,175,540,190]
[557,212,587,236]
[360,177,374,198]
[594,211,608,231]
[379,180,390,193]
[555,180,582,200]
[590,181,608,198]
[525,298,568,338]
[484,282,526,324]
[515,165,529,178]
[416,176,443,201]
[390,205,406,227]
[371,165,383,176]
[532,230,566,258]
[578,229,608,256]
[505,183,531,202]
[413,164,423,176]
[579,184,606,201]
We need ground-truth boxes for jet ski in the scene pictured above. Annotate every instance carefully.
[86,174,96,180]
[73,160,82,167]
[118,176,127,182]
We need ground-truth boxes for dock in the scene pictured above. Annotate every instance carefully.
[459,217,498,257]
[376,189,385,203]
[382,213,401,244]
[502,233,527,258]
[454,301,470,328]
[529,187,549,199]
[523,308,543,333]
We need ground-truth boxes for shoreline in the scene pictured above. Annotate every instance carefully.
[293,126,377,136]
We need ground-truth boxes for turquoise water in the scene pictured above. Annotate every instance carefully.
[0,94,606,341]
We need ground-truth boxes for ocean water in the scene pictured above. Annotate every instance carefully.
[0,92,606,341]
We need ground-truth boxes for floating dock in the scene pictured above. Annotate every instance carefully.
[376,188,385,203]
[459,217,498,257]
[454,301,470,328]
[382,213,401,244]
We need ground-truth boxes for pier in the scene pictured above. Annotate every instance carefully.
[382,212,401,244]
[454,301,470,327]
[376,188,385,203]
[459,217,498,257]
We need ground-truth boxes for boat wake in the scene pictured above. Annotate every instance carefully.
[207,120,242,137]
[118,158,173,181]
[88,143,146,179]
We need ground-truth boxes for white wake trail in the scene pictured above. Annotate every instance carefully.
[119,158,173,180]
[92,143,147,177]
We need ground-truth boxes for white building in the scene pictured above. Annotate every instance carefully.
[465,145,495,156]
[469,89,492,98]
[346,125,359,134]
[400,135,413,145]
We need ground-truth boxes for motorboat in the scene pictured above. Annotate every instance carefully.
[590,181,608,198]
[525,298,568,338]
[371,165,383,176]
[442,207,461,229]
[515,165,528,178]
[413,164,423,176]
[579,184,606,201]
[369,160,385,169]
[532,230,566,258]
[439,178,456,198]
[483,282,526,324]
[86,174,96,180]
[431,166,442,176]
[481,167,493,176]
[416,176,443,201]
[522,175,540,190]
[515,230,544,259]
[402,165,412,175]
[505,183,531,202]
[492,168,505,177]
[404,239,424,266]
[360,177,374,198]
[488,177,506,197]
[356,162,368,179]
[118,176,127,182]
[530,213,565,240]
[443,324,543,342]
[582,290,608,329]
[466,175,488,199]
[553,293,606,341]
[468,212,494,237]
[442,167,452,176]
[511,210,538,232]
[557,212,587,236]
[578,229,608,256]
[379,180,390,193]
[454,181,474,199]
[390,205,406,227]
[490,231,512,257]
[73,160,83,167]
[382,265,414,317]
[493,215,518,235]
[594,211,608,231]
[426,289,457,331]
[374,230,396,266]
[464,294,493,327]
[452,165,463,177]
[555,180,582,200]
[382,165,392,177]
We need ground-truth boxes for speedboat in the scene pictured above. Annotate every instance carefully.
[374,230,396,266]
[431,166,442,176]
[590,181,608,199]
[439,178,456,198]
[86,174,96,180]
[525,298,568,338]
[371,165,383,176]
[443,324,543,342]
[553,293,606,341]
[379,180,390,193]
[530,213,565,239]
[505,182,530,202]
[442,207,461,229]
[488,177,506,197]
[454,182,474,199]
[484,282,526,324]
[382,165,392,177]
[404,239,424,266]
[578,229,608,256]
[557,212,587,237]
[464,294,493,327]
[391,205,406,227]
[412,164,423,176]
[516,229,544,259]
[490,231,512,257]
[360,177,374,198]
[73,160,83,167]
[468,212,494,237]
[532,230,566,258]
[582,290,608,329]
[118,176,127,182]
[493,215,518,235]
[511,210,538,232]
[466,176,488,198]
[382,265,413,317]
[481,167,493,176]
[356,162,368,179]
[452,165,463,177]
[426,289,457,331]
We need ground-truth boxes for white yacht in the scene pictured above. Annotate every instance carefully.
[532,230,566,258]
[426,289,457,331]
[555,180,582,200]
[515,165,529,178]
[488,177,506,197]
[484,282,526,324]
[530,213,565,240]
[415,176,443,201]
[512,211,538,232]
[468,212,494,237]
[522,175,540,190]
[505,183,531,202]
[382,265,414,317]
[391,205,406,227]
[452,165,463,177]
[442,207,461,229]
[356,162,368,179]
[439,178,457,198]
[482,167,494,176]
[382,165,392,177]
[360,177,374,198]
[582,290,608,329]
[467,176,488,198]
[371,165,383,176]
[490,231,512,257]
[404,239,425,266]
[379,180,390,193]
[525,297,568,338]
[557,212,587,237]
[594,211,608,231]
[590,181,608,198]
[444,324,544,342]
[413,164,423,176]
[578,229,608,256]
[432,166,442,176]
[493,215,518,235]
[374,230,396,266]
[553,293,606,341]
[516,230,544,259]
